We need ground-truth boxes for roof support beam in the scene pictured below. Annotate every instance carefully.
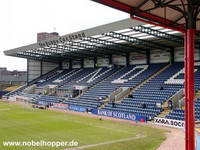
[37,48,82,59]
[55,45,101,58]
[61,44,109,57]
[65,41,121,56]
[15,53,60,63]
[83,37,147,54]
[105,31,172,50]
[137,0,149,9]
[82,37,127,55]
[131,25,200,48]
[131,25,183,44]
[92,0,185,32]
[18,50,76,60]
[40,46,103,59]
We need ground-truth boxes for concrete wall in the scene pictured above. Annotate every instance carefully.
[28,59,59,82]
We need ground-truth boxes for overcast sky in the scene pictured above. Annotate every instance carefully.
[0,0,128,71]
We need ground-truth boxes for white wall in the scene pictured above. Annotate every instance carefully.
[72,60,81,69]
[62,61,69,69]
[174,48,200,62]
[42,61,59,74]
[28,60,41,82]
[194,49,199,61]
[130,52,147,65]
[97,57,109,67]
[28,59,58,82]
[112,55,126,66]
[174,48,184,62]
[84,58,94,68]
[150,50,170,63]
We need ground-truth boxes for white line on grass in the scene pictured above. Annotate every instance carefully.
[64,134,146,150]
[0,108,10,111]
[54,116,135,135]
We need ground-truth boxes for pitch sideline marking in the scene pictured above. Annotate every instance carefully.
[64,134,146,150]
[0,108,10,111]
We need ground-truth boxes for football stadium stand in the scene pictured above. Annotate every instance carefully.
[2,18,200,124]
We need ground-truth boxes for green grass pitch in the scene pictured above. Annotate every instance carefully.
[0,102,166,150]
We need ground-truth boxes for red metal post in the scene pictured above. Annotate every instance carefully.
[185,29,195,150]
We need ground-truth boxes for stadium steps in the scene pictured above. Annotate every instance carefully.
[196,91,200,98]
[5,67,60,97]
[162,99,170,109]
[86,67,127,109]
[85,66,124,91]
[70,67,124,99]
[108,87,135,104]
[0,84,18,91]
[158,89,185,118]
[4,84,27,97]
[99,97,110,109]
[23,84,37,94]
[159,98,174,118]
[131,64,171,93]
[99,87,131,109]
[161,88,183,108]
[29,67,61,85]
[114,87,131,102]
[100,64,171,108]
[157,108,171,118]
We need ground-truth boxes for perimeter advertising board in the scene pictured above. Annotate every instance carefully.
[68,105,86,112]
[92,109,146,122]
[52,103,68,110]
[154,117,184,129]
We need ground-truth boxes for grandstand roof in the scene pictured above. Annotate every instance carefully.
[92,0,200,32]
[3,18,188,62]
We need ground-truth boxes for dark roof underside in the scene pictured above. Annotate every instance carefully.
[92,0,200,31]
[5,24,191,62]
